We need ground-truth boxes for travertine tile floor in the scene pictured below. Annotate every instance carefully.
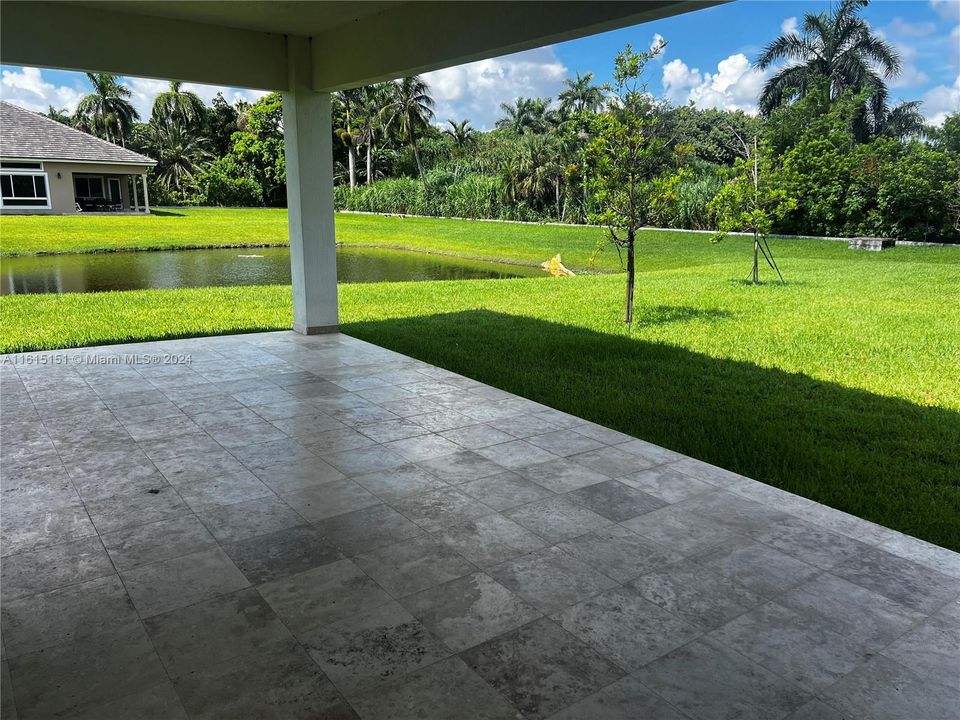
[1,331,957,719]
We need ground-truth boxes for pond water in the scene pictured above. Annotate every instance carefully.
[0,246,543,295]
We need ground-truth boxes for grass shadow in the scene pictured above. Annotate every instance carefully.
[638,305,733,327]
[148,210,186,217]
[343,309,960,550]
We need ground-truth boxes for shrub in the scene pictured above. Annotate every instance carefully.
[667,167,725,230]
[441,175,505,219]
[194,159,264,207]
[876,143,960,241]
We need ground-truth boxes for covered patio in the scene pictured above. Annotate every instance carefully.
[1,2,958,719]
[1,331,958,719]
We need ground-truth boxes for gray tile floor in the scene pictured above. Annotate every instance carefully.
[1,331,958,720]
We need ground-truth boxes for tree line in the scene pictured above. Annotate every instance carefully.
[46,0,959,241]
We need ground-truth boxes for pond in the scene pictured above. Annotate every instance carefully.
[0,246,543,295]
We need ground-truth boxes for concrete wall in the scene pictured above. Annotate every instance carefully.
[2,161,151,215]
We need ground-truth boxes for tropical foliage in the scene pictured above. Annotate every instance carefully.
[44,0,958,241]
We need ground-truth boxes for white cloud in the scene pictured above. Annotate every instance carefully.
[921,74,960,125]
[885,17,937,37]
[887,41,930,88]
[1,66,270,121]
[650,33,666,55]
[781,17,798,35]
[662,53,768,114]
[423,47,567,129]
[125,77,168,119]
[0,67,84,113]
[930,0,960,23]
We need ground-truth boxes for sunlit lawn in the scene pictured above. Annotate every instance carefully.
[2,222,957,548]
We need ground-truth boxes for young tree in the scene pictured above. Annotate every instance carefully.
[584,41,674,325]
[709,139,795,284]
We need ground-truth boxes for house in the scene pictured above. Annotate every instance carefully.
[0,101,155,214]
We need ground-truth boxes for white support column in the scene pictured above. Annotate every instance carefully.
[132,175,139,212]
[282,35,338,334]
[141,174,150,214]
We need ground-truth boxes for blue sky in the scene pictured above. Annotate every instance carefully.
[2,0,958,129]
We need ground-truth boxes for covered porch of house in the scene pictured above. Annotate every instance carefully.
[2,330,958,719]
[72,169,151,214]
[1,3,958,720]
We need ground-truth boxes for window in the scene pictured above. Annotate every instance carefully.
[0,170,50,209]
[74,176,105,198]
[0,161,42,170]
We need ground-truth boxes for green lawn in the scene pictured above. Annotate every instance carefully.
[1,210,958,549]
[0,206,874,273]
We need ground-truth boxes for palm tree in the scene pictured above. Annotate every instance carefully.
[443,119,476,153]
[496,97,555,134]
[502,134,564,216]
[755,0,900,119]
[45,106,72,125]
[73,73,139,146]
[335,88,363,189]
[558,72,604,114]
[382,76,435,182]
[497,97,535,134]
[358,83,390,186]
[874,100,925,140]
[151,81,206,129]
[143,119,211,192]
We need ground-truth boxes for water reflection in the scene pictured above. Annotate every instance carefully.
[1,246,542,295]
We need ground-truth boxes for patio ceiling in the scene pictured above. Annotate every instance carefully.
[0,0,723,90]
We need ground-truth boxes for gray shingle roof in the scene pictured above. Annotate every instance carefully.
[0,101,155,165]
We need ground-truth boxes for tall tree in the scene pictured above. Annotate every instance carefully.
[73,73,139,146]
[204,92,241,157]
[755,0,900,122]
[558,72,604,114]
[358,83,390,185]
[382,76,435,182]
[335,88,363,189]
[151,80,206,129]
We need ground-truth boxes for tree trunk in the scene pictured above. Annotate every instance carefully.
[366,143,373,186]
[348,146,356,190]
[555,178,561,221]
[412,141,424,183]
[753,232,759,284]
[625,229,636,325]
